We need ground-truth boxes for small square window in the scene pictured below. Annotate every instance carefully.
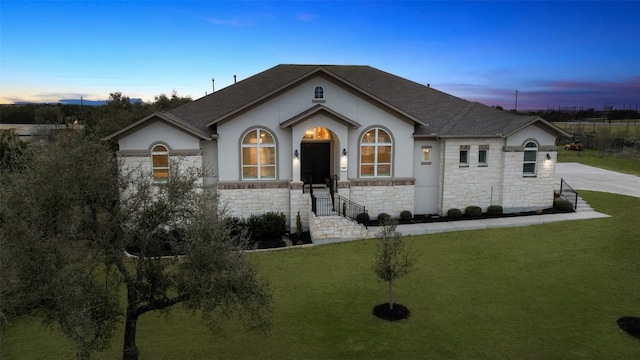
[421,147,431,163]
[478,149,487,165]
[459,150,468,165]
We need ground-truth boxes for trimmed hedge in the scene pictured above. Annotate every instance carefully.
[465,206,482,217]
[356,212,370,224]
[487,205,504,216]
[247,212,287,241]
[447,208,462,218]
[400,210,413,222]
[377,212,391,224]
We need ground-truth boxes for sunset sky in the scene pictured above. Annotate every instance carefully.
[1,0,638,111]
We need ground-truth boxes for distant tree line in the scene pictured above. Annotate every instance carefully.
[492,105,639,122]
[0,91,192,138]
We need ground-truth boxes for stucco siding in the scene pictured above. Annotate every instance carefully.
[118,120,201,151]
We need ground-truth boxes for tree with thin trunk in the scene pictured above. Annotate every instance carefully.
[1,130,272,360]
[373,220,414,310]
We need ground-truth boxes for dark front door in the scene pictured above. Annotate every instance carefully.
[301,142,330,184]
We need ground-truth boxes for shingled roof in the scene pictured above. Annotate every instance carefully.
[109,64,566,140]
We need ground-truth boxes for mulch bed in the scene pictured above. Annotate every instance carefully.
[617,317,640,340]
[372,303,410,321]
[367,208,571,226]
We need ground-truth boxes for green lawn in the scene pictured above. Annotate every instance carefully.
[2,192,639,359]
[558,148,640,175]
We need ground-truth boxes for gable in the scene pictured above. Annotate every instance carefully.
[117,119,203,151]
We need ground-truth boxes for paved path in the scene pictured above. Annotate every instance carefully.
[555,163,640,198]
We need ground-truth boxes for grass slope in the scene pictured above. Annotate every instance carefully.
[2,192,639,359]
[558,148,640,175]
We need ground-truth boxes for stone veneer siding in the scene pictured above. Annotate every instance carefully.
[216,181,291,225]
[501,150,557,212]
[440,139,505,213]
[348,179,415,219]
[289,181,311,232]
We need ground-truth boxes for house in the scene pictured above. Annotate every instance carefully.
[105,64,569,242]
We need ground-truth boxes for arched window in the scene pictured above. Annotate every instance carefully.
[151,144,169,181]
[314,86,324,100]
[241,128,276,180]
[523,141,538,176]
[360,128,392,177]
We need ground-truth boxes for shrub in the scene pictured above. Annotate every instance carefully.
[486,205,503,216]
[447,208,462,218]
[296,211,302,237]
[554,199,575,212]
[400,210,413,222]
[356,212,370,224]
[247,212,287,241]
[377,213,391,224]
[465,206,482,217]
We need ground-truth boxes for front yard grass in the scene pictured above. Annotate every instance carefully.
[2,191,639,359]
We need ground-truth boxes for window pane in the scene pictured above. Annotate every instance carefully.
[243,167,258,179]
[361,165,374,176]
[378,146,392,163]
[152,154,168,167]
[524,151,537,162]
[260,147,275,165]
[361,146,375,163]
[362,131,375,143]
[523,163,536,174]
[243,147,257,165]
[377,129,391,143]
[377,165,391,176]
[242,130,258,144]
[460,150,468,164]
[479,150,487,164]
[153,169,169,180]
[422,148,431,162]
[260,131,274,144]
[260,165,276,178]
[525,142,537,148]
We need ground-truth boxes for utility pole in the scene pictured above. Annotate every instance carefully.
[514,90,519,112]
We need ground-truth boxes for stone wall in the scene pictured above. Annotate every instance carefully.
[501,151,556,212]
[349,179,415,218]
[216,181,291,226]
[440,139,505,213]
[289,181,311,232]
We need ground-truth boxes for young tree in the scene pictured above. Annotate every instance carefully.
[373,221,414,311]
[0,130,272,360]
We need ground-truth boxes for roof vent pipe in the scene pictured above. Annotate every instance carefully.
[234,75,237,84]
[427,83,430,88]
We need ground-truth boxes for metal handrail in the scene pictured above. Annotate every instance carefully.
[559,178,578,210]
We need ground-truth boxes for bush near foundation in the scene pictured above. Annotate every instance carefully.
[400,210,413,222]
[377,213,391,224]
[356,212,370,224]
[553,199,575,212]
[487,205,504,216]
[465,206,482,217]
[447,208,462,218]
[247,212,287,242]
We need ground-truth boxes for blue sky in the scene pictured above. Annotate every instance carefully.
[1,0,638,110]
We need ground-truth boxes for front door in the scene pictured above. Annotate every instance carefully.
[301,142,330,184]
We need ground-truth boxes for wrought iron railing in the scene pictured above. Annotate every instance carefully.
[310,194,368,228]
[559,178,578,210]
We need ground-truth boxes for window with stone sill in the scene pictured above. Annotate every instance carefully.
[241,128,276,180]
[151,144,169,181]
[523,141,538,176]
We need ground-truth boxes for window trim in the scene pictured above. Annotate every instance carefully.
[359,127,393,178]
[151,144,170,182]
[523,141,538,176]
[240,128,277,180]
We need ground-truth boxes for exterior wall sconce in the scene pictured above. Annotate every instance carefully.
[546,153,551,160]
[294,149,299,158]
[342,148,347,156]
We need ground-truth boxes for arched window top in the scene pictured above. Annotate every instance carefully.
[242,129,274,144]
[314,86,324,100]
[525,141,538,148]
[241,128,276,180]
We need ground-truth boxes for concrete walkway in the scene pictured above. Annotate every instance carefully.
[386,162,640,237]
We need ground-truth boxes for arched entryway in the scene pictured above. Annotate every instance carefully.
[300,127,334,184]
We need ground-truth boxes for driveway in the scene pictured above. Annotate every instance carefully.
[555,163,640,198]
